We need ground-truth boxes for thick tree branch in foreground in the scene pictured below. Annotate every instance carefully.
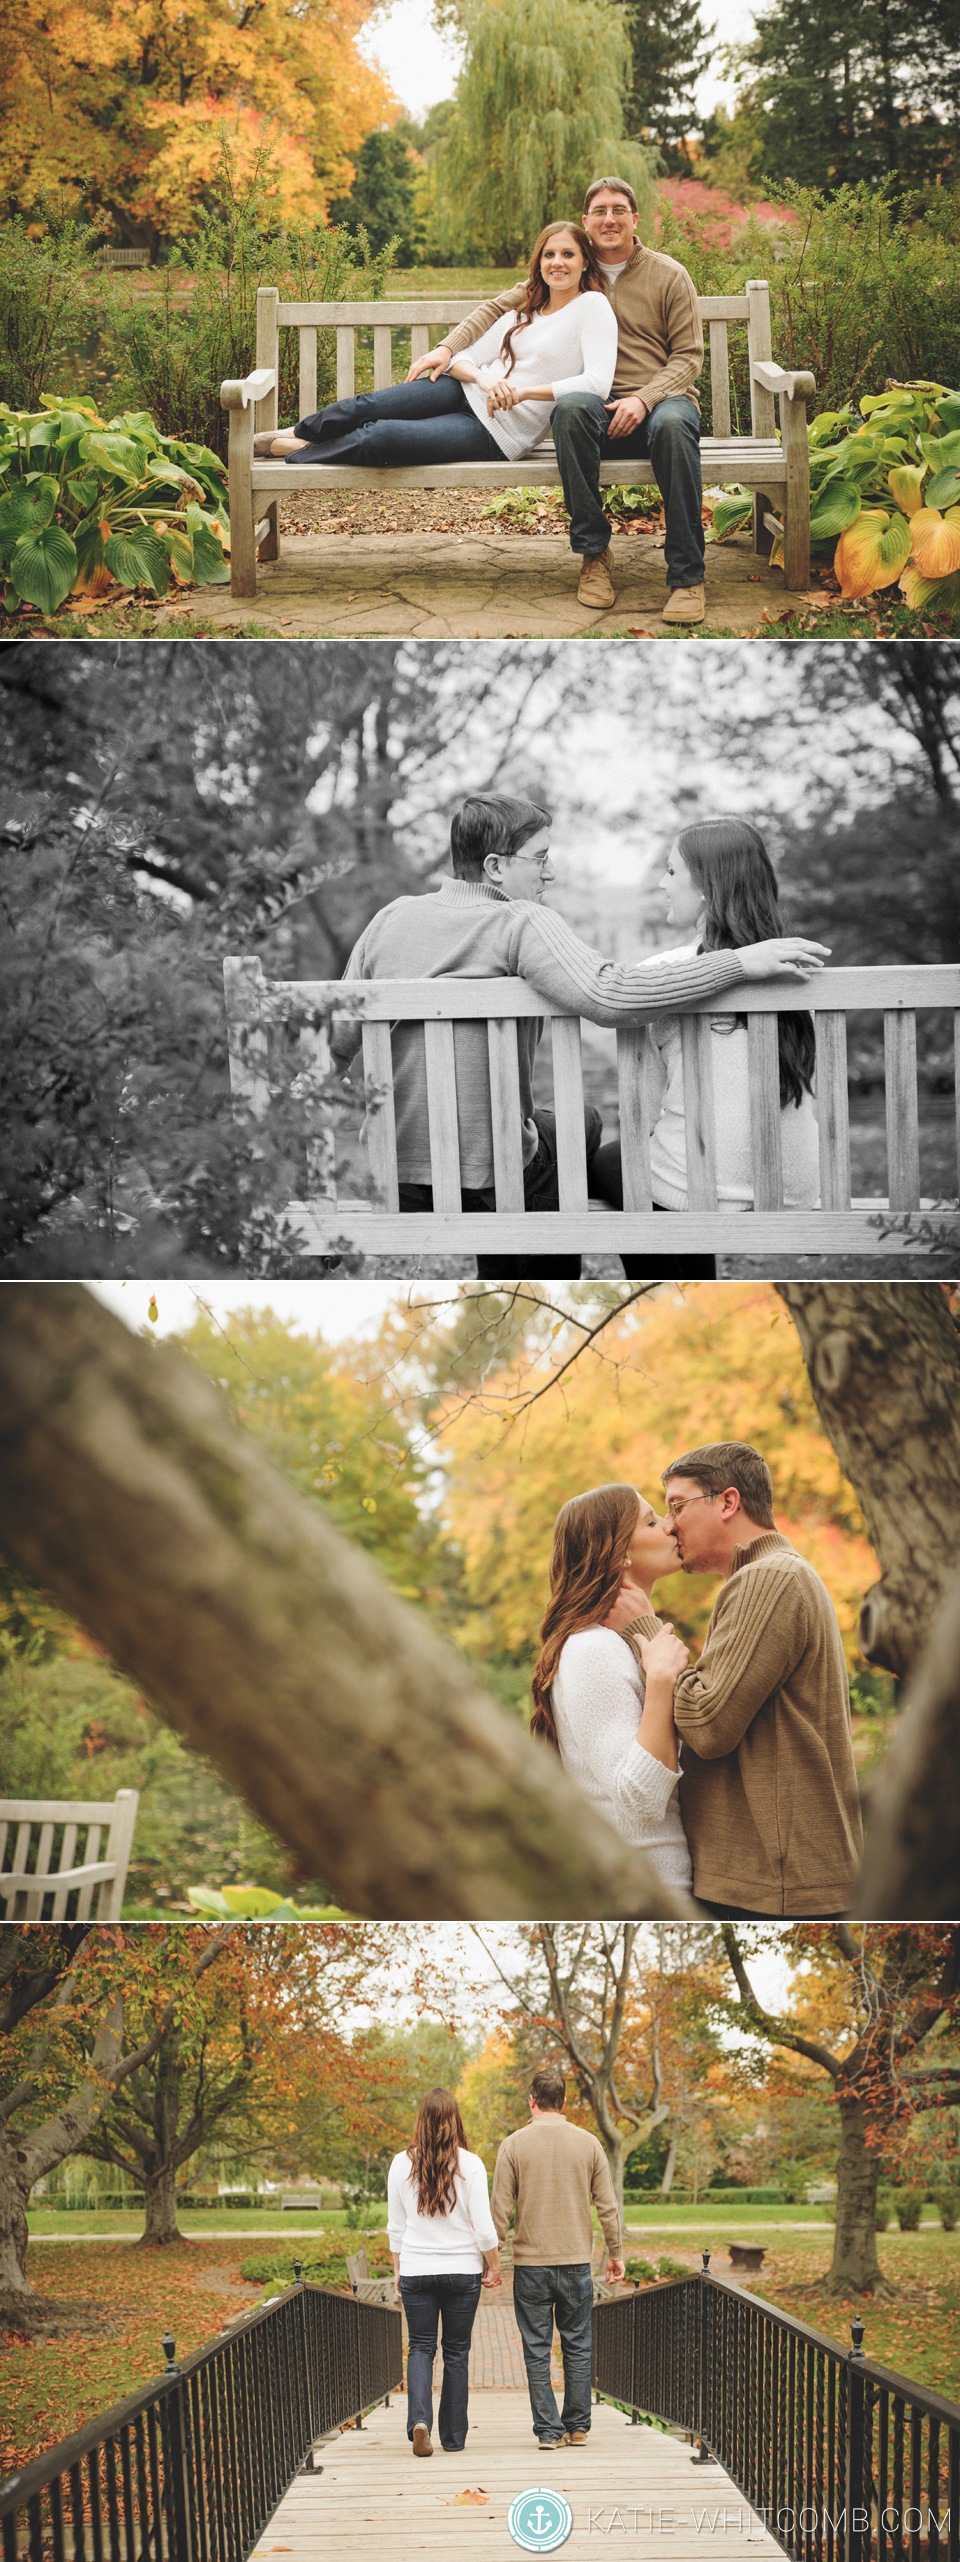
[0,1287,691,1922]
[854,1572,960,1917]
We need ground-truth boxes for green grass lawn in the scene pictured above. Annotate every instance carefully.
[27,2203,389,2236]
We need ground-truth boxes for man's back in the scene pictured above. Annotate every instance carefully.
[492,2113,621,2265]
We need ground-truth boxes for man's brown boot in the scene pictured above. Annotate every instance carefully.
[577,547,615,609]
[560,2431,589,2445]
[661,583,705,625]
[412,2425,433,2457]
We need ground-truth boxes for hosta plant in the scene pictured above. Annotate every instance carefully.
[709,382,960,614]
[0,396,231,615]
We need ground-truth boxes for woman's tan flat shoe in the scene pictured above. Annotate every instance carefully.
[412,2425,433,2458]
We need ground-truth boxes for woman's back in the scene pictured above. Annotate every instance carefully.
[387,2144,496,2269]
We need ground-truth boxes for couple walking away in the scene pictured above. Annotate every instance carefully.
[387,2069,620,2457]
[330,796,828,1283]
[255,177,708,624]
[534,1443,864,1919]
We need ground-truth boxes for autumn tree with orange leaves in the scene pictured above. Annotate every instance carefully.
[0,1922,407,2307]
[1,0,397,242]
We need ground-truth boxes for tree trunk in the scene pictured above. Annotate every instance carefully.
[0,2134,31,2296]
[140,2162,183,2246]
[777,1284,960,1677]
[0,1287,691,1923]
[854,1570,960,1916]
[828,2093,883,2294]
[660,2136,678,2196]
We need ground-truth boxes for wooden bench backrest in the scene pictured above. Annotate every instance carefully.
[346,2249,369,2286]
[0,1788,139,1921]
[223,959,960,1223]
[254,280,777,441]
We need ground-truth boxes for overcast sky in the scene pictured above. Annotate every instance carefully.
[360,0,757,125]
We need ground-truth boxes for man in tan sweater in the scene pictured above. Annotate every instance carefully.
[491,2066,623,2449]
[614,1442,863,1916]
[408,176,706,624]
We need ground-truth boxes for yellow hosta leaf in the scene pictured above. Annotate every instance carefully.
[898,561,960,613]
[887,465,926,516]
[834,508,910,596]
[909,506,960,578]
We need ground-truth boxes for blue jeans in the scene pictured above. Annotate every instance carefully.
[512,2263,594,2444]
[399,2271,482,2449]
[551,390,705,586]
[291,375,502,468]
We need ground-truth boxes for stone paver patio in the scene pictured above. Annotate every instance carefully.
[162,527,809,637]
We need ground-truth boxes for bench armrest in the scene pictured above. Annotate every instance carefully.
[752,358,816,402]
[221,366,277,412]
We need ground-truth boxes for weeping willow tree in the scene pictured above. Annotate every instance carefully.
[432,0,659,263]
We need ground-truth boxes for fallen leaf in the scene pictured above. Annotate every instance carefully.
[452,2489,490,2504]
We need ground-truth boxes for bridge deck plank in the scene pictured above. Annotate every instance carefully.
[251,2387,782,2557]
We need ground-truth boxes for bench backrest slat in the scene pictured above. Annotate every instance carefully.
[255,963,960,1015]
[814,1013,852,1209]
[552,1018,590,1210]
[746,277,776,437]
[747,1013,784,1211]
[615,1026,655,1212]
[708,320,731,437]
[885,1011,921,1209]
[424,1019,463,1210]
[487,1018,527,1209]
[680,1016,719,1209]
[361,1019,401,1209]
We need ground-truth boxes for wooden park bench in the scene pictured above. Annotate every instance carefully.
[222,958,960,1263]
[346,2248,397,2305]
[0,1789,139,1921]
[220,280,814,599]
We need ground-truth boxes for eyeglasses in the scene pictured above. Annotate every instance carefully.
[665,1491,717,1521]
[505,847,552,873]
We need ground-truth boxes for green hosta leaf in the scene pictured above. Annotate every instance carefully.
[66,473,100,511]
[809,481,862,541]
[162,525,194,579]
[918,431,960,471]
[74,516,107,578]
[187,1884,358,1920]
[104,529,172,591]
[931,397,960,435]
[80,431,149,482]
[2,473,58,533]
[926,466,960,510]
[10,523,78,613]
[711,488,753,539]
[189,524,230,584]
[807,410,856,447]
[3,582,18,613]
[109,410,160,438]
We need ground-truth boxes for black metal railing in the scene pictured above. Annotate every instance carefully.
[0,2268,402,2562]
[593,2256,960,2562]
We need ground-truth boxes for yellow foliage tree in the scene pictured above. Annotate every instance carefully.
[1,0,397,238]
[437,1283,883,1680]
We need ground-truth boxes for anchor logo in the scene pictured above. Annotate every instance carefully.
[507,2485,573,2550]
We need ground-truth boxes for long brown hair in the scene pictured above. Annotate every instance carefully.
[530,1483,640,1750]
[677,819,816,1111]
[407,2086,469,2216]
[501,221,607,376]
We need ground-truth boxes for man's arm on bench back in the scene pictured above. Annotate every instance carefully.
[505,903,747,1027]
[408,286,525,378]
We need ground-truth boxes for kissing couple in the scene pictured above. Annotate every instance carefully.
[532,1442,863,1918]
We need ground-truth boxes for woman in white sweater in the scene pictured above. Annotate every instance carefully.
[531,1482,693,1896]
[387,2086,502,2458]
[253,222,616,470]
[591,817,821,1280]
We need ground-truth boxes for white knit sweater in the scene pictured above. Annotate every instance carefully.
[551,1629,692,1894]
[459,295,618,459]
[646,938,820,1210]
[387,2145,498,2273]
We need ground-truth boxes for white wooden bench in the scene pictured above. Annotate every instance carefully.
[346,2247,397,2304]
[220,281,814,598]
[0,1788,139,1920]
[222,959,960,1262]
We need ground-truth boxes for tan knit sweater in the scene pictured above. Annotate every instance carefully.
[627,1533,863,1915]
[443,242,704,413]
[491,2114,622,2265]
